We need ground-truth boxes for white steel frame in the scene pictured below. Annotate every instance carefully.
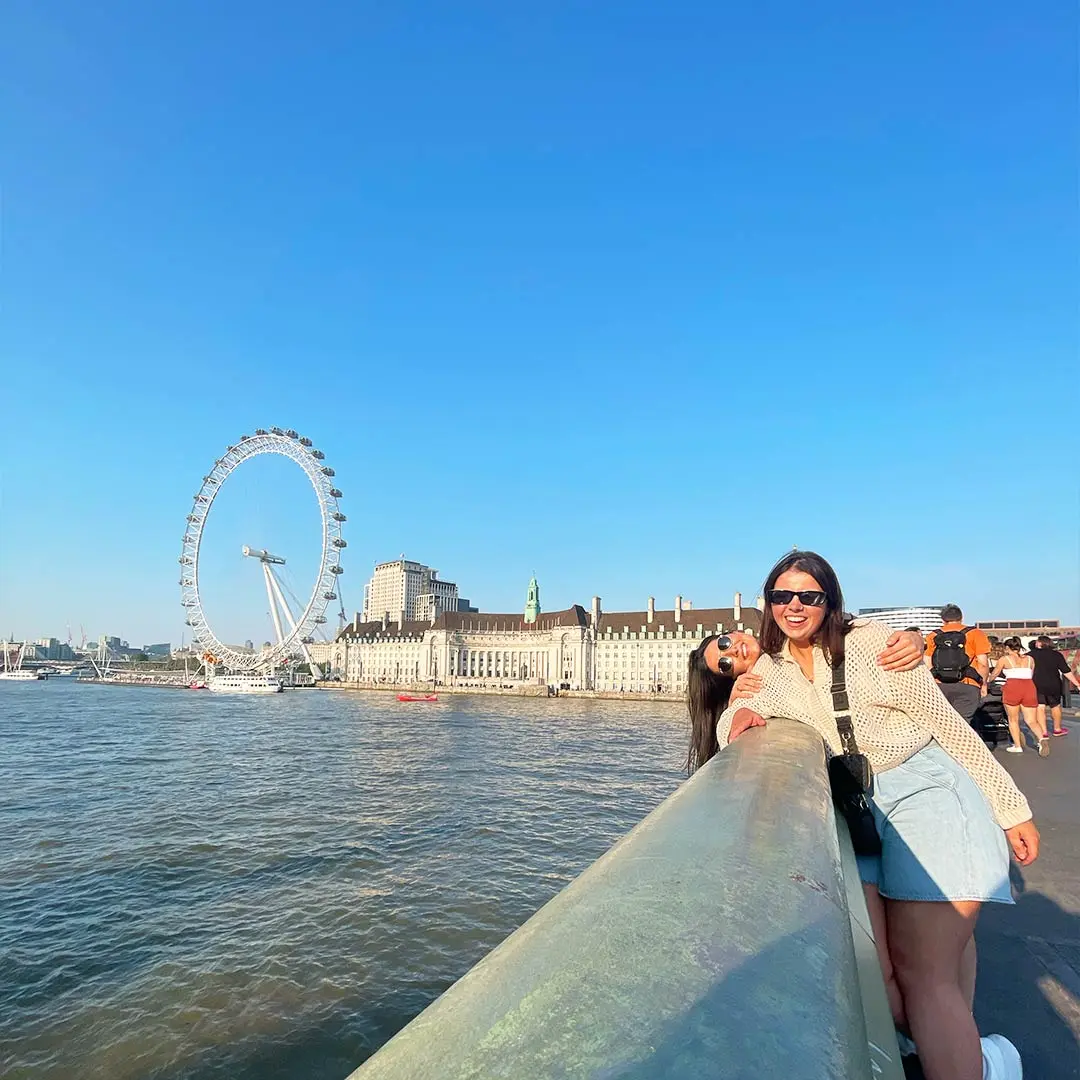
[179,429,346,672]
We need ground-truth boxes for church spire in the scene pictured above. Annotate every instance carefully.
[524,576,541,623]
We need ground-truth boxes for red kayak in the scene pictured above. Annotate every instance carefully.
[397,693,438,702]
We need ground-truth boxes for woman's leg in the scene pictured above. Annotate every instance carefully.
[960,936,976,1009]
[1051,702,1066,733]
[863,883,906,1029]
[886,898,982,1080]
[1003,702,1023,749]
[1022,704,1047,741]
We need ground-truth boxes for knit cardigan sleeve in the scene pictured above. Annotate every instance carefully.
[715,656,784,748]
[885,660,1033,829]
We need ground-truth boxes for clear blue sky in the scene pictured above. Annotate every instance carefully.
[2,0,1077,648]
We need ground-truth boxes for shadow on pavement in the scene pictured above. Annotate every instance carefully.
[973,864,1080,1080]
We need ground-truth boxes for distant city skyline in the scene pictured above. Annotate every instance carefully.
[2,3,1076,641]
[9,577,1079,651]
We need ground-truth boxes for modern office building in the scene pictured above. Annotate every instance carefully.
[857,607,945,633]
[975,619,1080,647]
[361,559,462,624]
[28,637,77,661]
[976,618,1060,637]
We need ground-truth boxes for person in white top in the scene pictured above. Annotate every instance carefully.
[987,637,1047,755]
[716,551,1038,1080]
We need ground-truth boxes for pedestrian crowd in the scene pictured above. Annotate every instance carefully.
[920,604,1079,756]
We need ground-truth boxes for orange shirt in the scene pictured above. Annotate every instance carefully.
[924,622,992,686]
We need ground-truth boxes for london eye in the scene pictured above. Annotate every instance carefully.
[179,428,346,674]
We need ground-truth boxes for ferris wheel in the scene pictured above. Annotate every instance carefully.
[179,427,346,673]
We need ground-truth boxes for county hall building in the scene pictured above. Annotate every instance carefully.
[324,577,761,696]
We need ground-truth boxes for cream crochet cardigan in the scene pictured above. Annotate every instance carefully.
[716,620,1032,829]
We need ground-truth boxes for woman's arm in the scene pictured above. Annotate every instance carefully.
[876,630,927,672]
[886,663,1033,829]
[983,656,1006,697]
[715,659,779,746]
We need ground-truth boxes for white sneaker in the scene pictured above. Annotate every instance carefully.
[981,1034,1022,1079]
[895,1031,917,1056]
[1038,738,1051,758]
[1005,745,1024,754]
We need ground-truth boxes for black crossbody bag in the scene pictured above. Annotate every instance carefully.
[828,656,883,856]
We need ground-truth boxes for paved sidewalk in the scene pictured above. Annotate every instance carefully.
[974,708,1080,1078]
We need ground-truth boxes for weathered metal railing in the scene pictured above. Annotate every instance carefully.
[347,720,905,1079]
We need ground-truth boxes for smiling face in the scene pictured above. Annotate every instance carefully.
[770,569,829,646]
[703,630,760,677]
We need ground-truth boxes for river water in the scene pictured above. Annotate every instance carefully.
[1,681,688,1079]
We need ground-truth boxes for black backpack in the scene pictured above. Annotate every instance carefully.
[931,627,979,685]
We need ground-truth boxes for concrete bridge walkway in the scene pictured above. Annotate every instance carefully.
[969,707,1080,1079]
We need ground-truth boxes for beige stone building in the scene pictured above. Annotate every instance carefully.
[591,595,760,695]
[326,588,761,696]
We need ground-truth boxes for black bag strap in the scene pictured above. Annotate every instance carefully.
[830,655,861,757]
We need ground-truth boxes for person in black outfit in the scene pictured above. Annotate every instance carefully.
[1030,636,1080,737]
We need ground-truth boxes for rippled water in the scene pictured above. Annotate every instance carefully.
[0,682,689,1079]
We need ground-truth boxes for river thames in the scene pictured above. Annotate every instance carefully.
[1,681,689,1080]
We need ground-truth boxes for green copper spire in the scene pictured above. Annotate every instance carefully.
[524,576,541,623]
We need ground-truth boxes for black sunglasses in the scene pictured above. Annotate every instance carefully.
[711,635,735,675]
[766,589,828,607]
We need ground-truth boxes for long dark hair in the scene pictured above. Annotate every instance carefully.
[759,550,852,664]
[686,634,735,774]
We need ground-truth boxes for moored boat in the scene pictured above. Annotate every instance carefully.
[208,673,284,694]
[0,642,44,680]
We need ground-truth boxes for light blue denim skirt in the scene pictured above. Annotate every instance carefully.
[855,741,1013,904]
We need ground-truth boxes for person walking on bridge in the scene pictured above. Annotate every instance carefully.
[924,605,991,725]
[715,552,1038,1080]
[1031,635,1080,738]
[987,638,1047,755]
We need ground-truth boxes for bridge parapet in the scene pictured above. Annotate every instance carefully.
[348,720,904,1079]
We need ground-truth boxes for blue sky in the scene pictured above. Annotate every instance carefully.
[2,0,1077,647]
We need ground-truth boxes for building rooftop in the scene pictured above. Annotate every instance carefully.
[595,606,761,634]
[337,604,762,640]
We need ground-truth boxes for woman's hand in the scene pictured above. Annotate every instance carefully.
[877,630,926,672]
[730,672,763,701]
[728,708,767,741]
[1006,820,1040,866]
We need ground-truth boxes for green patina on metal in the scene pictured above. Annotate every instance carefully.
[347,720,904,1079]
[524,576,541,624]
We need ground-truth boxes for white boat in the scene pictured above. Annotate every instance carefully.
[207,673,284,694]
[1,642,45,681]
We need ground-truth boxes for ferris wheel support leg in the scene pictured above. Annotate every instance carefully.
[266,566,324,680]
[263,563,286,648]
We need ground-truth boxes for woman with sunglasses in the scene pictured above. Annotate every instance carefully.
[714,551,1037,1080]
[687,627,927,772]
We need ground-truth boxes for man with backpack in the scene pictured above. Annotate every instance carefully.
[924,604,991,724]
